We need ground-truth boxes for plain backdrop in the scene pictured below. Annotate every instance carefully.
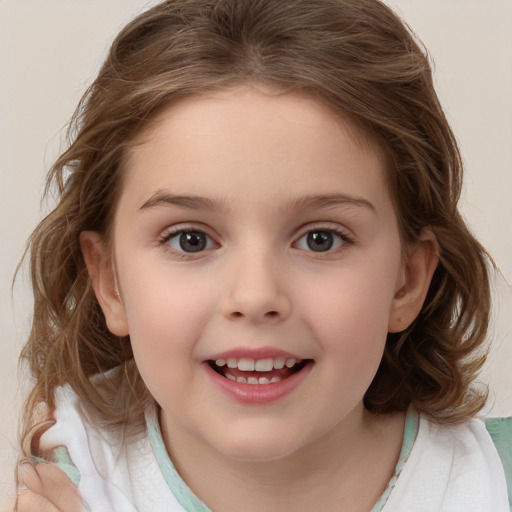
[1,0,511,509]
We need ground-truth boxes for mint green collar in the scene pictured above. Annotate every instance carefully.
[146,408,419,512]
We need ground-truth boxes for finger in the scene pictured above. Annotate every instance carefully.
[15,490,61,512]
[17,462,44,495]
[35,464,85,512]
[17,462,85,512]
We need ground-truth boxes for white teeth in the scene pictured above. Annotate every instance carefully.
[273,357,286,369]
[224,373,282,385]
[215,357,300,371]
[238,358,255,371]
[255,358,274,372]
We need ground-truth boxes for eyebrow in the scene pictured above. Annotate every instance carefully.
[138,191,376,214]
[139,192,230,213]
[289,193,376,214]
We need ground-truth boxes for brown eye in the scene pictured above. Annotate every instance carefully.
[165,230,215,253]
[295,228,349,253]
[179,232,207,252]
[306,231,334,252]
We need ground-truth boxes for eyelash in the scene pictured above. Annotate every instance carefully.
[158,224,354,258]
[294,225,354,254]
[159,226,217,259]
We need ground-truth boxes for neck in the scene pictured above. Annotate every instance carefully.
[161,406,406,512]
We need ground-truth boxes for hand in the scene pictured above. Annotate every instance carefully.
[15,462,86,512]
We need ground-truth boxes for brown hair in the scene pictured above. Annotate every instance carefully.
[20,0,491,455]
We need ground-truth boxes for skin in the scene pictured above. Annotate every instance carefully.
[17,86,438,512]
[15,463,85,512]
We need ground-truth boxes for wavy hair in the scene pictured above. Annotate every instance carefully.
[20,0,491,455]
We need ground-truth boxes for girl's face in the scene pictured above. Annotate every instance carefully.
[85,86,436,464]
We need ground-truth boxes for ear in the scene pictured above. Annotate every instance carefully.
[80,231,129,337]
[388,229,439,333]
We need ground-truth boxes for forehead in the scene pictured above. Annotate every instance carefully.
[120,86,391,214]
[130,85,380,157]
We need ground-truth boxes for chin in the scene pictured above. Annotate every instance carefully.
[211,428,310,463]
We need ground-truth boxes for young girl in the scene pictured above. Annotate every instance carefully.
[15,0,511,510]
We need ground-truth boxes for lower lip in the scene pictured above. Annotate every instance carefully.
[204,362,313,405]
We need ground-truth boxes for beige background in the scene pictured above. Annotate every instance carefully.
[1,0,511,509]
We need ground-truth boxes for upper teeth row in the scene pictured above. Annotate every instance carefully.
[215,357,299,372]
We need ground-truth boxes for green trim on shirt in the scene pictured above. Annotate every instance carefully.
[34,446,81,485]
[146,408,419,512]
[146,408,212,512]
[369,410,419,512]
[485,417,512,508]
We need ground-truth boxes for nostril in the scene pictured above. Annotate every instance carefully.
[230,310,279,320]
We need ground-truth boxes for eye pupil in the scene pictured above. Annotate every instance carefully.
[179,232,207,252]
[307,231,334,252]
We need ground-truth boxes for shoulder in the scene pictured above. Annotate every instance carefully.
[38,385,138,510]
[38,384,186,512]
[39,384,126,477]
[485,417,512,509]
[382,413,510,511]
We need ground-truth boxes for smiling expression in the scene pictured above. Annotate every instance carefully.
[83,86,433,463]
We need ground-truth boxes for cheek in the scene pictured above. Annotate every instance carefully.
[308,269,397,335]
[307,281,393,411]
[117,263,215,362]
[302,252,401,366]
[118,270,216,408]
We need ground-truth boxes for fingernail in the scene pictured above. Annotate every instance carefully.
[16,458,32,489]
[16,481,28,493]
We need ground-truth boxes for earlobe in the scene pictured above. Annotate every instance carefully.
[80,231,129,337]
[388,230,439,333]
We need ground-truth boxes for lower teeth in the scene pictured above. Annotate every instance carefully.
[226,373,281,384]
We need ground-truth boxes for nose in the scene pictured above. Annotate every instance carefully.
[221,248,291,324]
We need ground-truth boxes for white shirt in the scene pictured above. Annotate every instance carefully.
[39,385,510,512]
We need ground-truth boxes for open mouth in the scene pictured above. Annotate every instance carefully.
[208,357,311,385]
